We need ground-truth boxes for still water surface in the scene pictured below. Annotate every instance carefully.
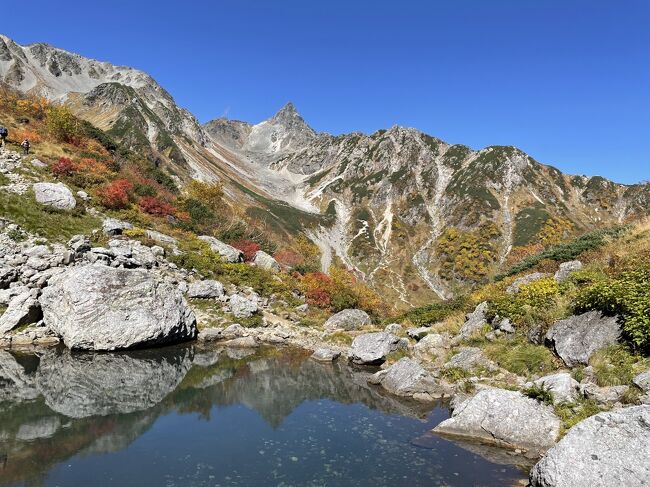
[0,345,528,486]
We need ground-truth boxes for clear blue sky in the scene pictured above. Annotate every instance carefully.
[4,0,649,183]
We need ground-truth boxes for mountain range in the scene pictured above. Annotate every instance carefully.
[2,34,648,305]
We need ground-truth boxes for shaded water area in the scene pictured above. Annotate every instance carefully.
[0,345,528,486]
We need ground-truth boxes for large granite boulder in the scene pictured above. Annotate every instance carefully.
[32,182,76,210]
[433,388,560,455]
[198,236,243,263]
[545,311,621,366]
[253,250,280,271]
[529,406,650,486]
[370,357,440,398]
[311,348,341,362]
[324,309,371,331]
[187,279,225,299]
[349,332,406,365]
[39,264,197,350]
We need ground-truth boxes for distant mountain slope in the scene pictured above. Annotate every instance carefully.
[207,113,650,305]
[2,33,648,306]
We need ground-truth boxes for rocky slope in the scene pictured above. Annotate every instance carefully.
[207,111,650,304]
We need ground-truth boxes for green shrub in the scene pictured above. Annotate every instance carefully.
[488,277,566,329]
[498,226,627,279]
[575,262,650,349]
[588,345,648,386]
[484,339,558,377]
[524,383,554,406]
[554,399,604,434]
[397,297,467,327]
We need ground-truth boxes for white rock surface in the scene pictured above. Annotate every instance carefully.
[32,182,76,210]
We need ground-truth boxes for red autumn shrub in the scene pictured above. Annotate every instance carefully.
[97,179,133,209]
[139,196,176,216]
[306,288,331,307]
[51,157,76,177]
[231,240,261,262]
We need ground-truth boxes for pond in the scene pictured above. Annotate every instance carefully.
[0,345,528,486]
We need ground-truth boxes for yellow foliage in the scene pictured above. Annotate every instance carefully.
[538,216,573,247]
[186,180,225,212]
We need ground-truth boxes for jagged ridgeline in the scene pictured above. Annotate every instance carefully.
[2,33,649,307]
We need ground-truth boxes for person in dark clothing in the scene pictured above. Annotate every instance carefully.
[0,127,7,148]
[21,138,30,155]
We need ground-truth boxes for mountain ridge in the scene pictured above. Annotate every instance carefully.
[2,33,648,305]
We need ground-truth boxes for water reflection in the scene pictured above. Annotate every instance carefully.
[0,345,526,486]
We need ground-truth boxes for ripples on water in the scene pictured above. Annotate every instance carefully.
[0,345,528,486]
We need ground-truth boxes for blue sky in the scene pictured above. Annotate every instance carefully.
[4,0,649,183]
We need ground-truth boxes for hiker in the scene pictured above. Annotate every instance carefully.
[21,138,30,155]
[0,127,7,148]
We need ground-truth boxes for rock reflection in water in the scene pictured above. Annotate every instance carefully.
[0,345,526,487]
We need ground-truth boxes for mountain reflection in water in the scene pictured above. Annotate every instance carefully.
[0,345,527,486]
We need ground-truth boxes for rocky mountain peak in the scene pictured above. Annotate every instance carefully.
[269,102,315,136]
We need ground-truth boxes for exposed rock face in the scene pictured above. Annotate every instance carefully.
[444,347,498,373]
[324,309,371,331]
[198,236,244,263]
[229,294,258,318]
[414,333,450,353]
[581,383,628,404]
[349,332,406,365]
[433,389,560,454]
[370,357,441,398]
[253,250,280,271]
[187,280,225,299]
[633,369,650,393]
[456,302,488,340]
[529,406,650,487]
[40,264,197,350]
[32,182,76,210]
[545,311,621,366]
[35,347,193,418]
[554,260,582,282]
[102,218,133,236]
[0,289,42,334]
[531,373,580,404]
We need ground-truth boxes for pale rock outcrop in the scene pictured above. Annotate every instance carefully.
[633,369,650,393]
[530,373,580,404]
[311,348,341,362]
[102,218,133,236]
[198,235,243,263]
[187,279,225,299]
[229,294,258,318]
[545,311,621,366]
[32,182,76,210]
[369,357,441,399]
[455,302,488,340]
[433,388,561,454]
[0,289,42,334]
[324,309,371,331]
[349,332,406,365]
[39,264,197,350]
[553,260,582,283]
[529,406,650,487]
[443,347,498,373]
[253,250,280,271]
